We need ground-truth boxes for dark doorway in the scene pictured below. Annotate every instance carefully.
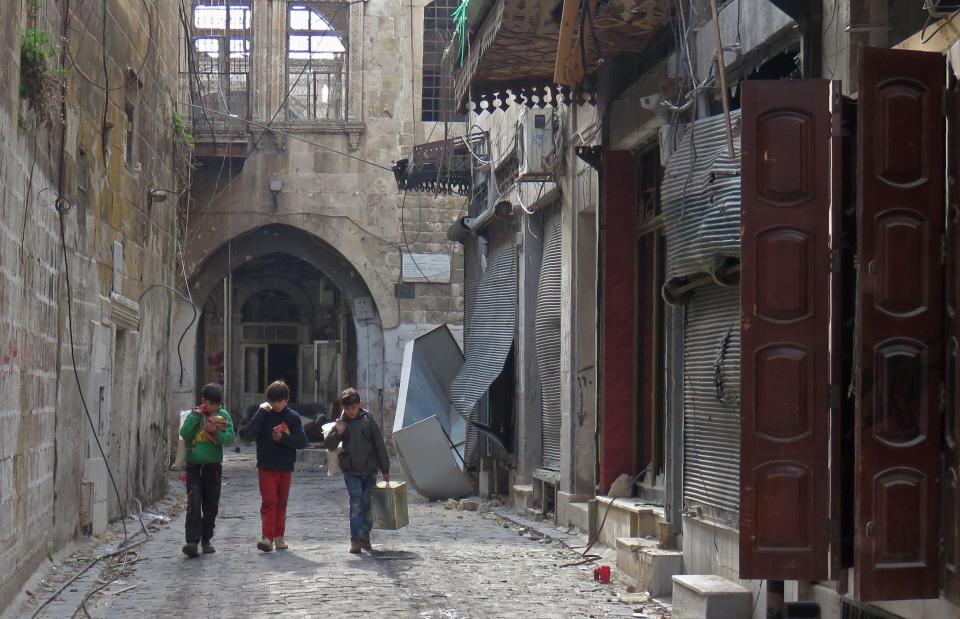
[268,344,299,402]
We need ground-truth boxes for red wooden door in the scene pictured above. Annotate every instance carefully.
[740,79,838,580]
[855,46,946,602]
[945,88,960,604]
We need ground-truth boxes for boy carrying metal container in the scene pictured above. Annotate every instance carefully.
[323,387,390,554]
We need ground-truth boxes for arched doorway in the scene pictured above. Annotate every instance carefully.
[183,224,384,424]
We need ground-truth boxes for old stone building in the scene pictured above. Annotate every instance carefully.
[1,0,464,612]
[172,0,464,430]
[0,0,182,609]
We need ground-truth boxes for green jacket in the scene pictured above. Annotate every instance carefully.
[180,408,235,465]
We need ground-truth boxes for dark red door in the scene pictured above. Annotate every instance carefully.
[740,79,838,580]
[944,88,960,604]
[855,46,946,602]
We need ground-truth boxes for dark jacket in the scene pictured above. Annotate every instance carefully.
[243,406,309,472]
[323,410,390,476]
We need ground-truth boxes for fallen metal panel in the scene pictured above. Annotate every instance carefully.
[393,325,473,500]
[394,417,473,501]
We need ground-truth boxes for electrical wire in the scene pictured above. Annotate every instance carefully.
[559,468,649,568]
[137,284,198,386]
[177,101,393,171]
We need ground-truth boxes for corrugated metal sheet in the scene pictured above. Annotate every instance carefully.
[450,235,517,459]
[682,284,741,516]
[537,207,563,470]
[661,111,742,285]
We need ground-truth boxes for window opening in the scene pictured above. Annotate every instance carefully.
[184,2,252,126]
[286,3,348,121]
[422,0,457,122]
[124,100,136,166]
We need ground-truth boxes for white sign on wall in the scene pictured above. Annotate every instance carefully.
[402,253,451,283]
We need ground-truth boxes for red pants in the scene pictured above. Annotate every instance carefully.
[258,469,292,539]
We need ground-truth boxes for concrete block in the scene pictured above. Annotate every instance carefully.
[672,574,752,619]
[616,537,683,598]
[512,484,534,512]
[93,500,108,536]
[478,470,494,498]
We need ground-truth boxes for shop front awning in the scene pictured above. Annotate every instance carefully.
[553,0,672,86]
[451,0,570,112]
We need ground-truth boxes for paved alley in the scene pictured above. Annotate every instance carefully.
[18,447,643,618]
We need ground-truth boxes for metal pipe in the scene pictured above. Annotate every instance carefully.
[708,0,736,158]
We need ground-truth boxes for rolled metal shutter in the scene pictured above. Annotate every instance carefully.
[682,283,740,516]
[450,234,517,462]
[537,208,563,470]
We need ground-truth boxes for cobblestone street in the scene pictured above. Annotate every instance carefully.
[16,447,655,618]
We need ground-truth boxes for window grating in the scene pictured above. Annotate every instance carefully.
[287,3,348,121]
[422,0,457,122]
[182,2,252,128]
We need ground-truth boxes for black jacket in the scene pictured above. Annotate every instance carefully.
[323,410,390,476]
[243,407,309,472]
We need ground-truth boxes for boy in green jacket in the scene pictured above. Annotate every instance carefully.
[180,383,235,558]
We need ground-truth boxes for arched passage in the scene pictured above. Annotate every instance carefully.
[178,224,385,422]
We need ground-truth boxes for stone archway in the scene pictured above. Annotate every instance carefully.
[171,224,385,419]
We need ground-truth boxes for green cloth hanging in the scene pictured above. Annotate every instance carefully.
[452,0,470,66]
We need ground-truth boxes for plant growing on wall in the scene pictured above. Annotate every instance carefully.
[19,27,65,122]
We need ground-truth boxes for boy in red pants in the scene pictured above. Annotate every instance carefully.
[243,381,308,552]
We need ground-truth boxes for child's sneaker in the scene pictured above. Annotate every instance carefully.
[201,541,216,554]
[360,533,372,551]
[274,537,288,550]
[182,543,199,558]
[257,537,274,552]
[349,538,362,554]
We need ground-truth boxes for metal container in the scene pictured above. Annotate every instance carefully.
[371,481,409,530]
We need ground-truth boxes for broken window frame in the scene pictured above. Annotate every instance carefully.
[185,1,253,127]
[285,2,349,122]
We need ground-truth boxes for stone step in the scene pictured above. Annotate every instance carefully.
[512,484,535,512]
[566,501,592,533]
[616,537,683,598]
[672,574,752,619]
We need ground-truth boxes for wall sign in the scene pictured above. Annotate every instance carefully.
[402,253,451,283]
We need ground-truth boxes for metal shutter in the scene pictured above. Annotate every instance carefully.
[682,284,740,517]
[450,233,517,463]
[537,207,563,470]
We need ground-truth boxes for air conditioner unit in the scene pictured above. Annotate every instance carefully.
[925,0,960,18]
[518,111,556,179]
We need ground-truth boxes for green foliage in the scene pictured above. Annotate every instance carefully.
[172,110,195,151]
[17,113,30,132]
[19,28,63,119]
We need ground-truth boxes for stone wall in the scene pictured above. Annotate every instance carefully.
[0,0,180,611]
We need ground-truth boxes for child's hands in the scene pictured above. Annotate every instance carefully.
[272,431,283,443]
[335,420,347,435]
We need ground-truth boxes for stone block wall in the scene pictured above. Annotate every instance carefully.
[0,0,180,611]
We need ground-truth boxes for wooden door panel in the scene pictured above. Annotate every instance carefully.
[855,46,945,602]
[740,79,836,580]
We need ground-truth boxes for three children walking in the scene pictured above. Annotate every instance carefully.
[180,381,391,557]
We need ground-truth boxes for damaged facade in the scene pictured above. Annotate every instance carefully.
[2,0,466,612]
[0,0,182,609]
[405,0,960,617]
[172,0,466,435]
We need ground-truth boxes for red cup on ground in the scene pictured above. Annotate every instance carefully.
[593,565,611,583]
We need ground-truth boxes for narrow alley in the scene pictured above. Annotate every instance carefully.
[16,448,651,618]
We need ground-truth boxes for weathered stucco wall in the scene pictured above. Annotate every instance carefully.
[0,0,180,611]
